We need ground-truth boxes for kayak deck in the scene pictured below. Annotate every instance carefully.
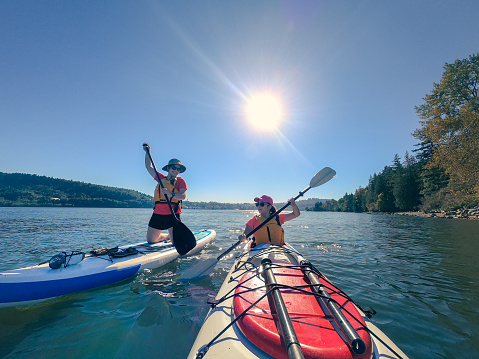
[233,263,372,359]
[188,243,408,359]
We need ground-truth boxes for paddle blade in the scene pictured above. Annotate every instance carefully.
[177,258,218,281]
[173,221,197,255]
[310,167,336,188]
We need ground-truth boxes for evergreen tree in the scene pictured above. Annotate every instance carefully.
[412,140,449,209]
[374,166,396,212]
[389,153,421,211]
[365,174,380,211]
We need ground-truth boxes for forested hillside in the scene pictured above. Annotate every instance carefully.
[0,172,325,210]
[311,53,478,213]
[0,172,154,208]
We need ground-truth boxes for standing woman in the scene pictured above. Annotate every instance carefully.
[238,194,300,247]
[143,143,187,243]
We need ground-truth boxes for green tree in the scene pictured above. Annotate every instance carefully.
[324,199,339,211]
[354,187,368,212]
[412,140,449,209]
[413,53,479,208]
[390,152,421,211]
[369,167,396,212]
[365,174,380,211]
[337,193,354,212]
[314,201,324,211]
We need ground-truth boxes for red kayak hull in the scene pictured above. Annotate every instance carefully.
[233,260,373,359]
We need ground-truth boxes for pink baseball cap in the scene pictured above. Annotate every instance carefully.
[254,195,273,206]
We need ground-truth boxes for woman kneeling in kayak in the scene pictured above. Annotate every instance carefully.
[143,143,188,244]
[238,195,300,247]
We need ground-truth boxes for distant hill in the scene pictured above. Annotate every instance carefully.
[0,172,330,209]
[292,197,330,211]
[182,197,330,211]
[0,172,154,208]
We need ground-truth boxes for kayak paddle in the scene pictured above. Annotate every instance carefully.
[178,167,336,281]
[145,145,196,255]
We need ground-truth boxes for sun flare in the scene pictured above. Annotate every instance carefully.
[245,93,284,132]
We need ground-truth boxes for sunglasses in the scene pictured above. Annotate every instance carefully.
[255,202,269,207]
[170,166,181,171]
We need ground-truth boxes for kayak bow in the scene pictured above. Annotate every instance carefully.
[188,243,408,359]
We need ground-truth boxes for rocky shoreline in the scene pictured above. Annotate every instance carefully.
[394,207,479,220]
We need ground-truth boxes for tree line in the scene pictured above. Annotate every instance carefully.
[183,198,328,211]
[0,172,325,210]
[309,53,478,213]
[0,172,154,208]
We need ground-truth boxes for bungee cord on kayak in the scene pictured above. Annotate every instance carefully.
[189,244,407,359]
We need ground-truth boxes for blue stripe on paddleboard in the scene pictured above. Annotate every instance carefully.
[0,265,140,304]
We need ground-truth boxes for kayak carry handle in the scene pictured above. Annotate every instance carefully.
[261,258,305,359]
[300,260,367,355]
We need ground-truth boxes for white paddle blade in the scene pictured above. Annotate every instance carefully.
[310,167,336,188]
[177,258,218,282]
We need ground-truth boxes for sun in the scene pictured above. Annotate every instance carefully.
[245,93,284,132]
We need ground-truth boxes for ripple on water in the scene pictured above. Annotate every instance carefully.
[1,209,479,358]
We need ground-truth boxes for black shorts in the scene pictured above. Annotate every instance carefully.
[148,213,181,230]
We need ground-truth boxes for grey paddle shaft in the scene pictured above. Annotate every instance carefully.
[261,258,305,359]
[301,260,366,355]
[145,148,178,222]
[245,185,311,238]
[276,185,311,213]
[216,239,241,260]
[247,167,335,241]
[216,186,311,261]
[179,168,335,280]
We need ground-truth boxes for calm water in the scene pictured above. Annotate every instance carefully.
[0,208,478,358]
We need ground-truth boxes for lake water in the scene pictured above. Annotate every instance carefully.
[0,207,478,358]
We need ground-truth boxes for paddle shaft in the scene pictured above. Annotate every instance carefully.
[216,185,312,261]
[273,185,311,217]
[216,240,242,261]
[249,185,312,237]
[145,148,178,222]
[179,168,335,280]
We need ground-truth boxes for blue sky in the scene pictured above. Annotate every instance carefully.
[1,1,478,203]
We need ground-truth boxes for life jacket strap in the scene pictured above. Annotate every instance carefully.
[154,200,182,212]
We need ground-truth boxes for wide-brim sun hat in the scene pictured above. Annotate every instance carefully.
[162,158,186,173]
[254,194,273,206]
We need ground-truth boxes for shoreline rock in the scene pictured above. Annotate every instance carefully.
[394,207,479,220]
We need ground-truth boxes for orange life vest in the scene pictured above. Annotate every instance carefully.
[154,177,181,205]
[253,214,284,246]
